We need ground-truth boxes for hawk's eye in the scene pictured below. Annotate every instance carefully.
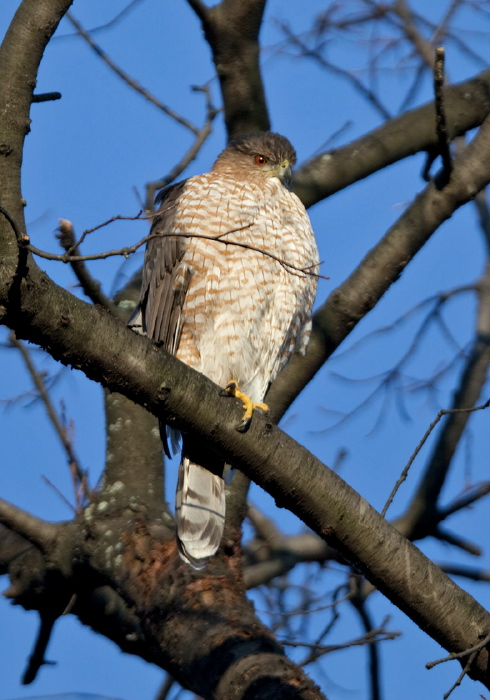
[255,155,268,165]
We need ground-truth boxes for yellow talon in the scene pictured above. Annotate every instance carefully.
[225,381,269,432]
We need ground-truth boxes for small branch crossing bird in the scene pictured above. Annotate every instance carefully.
[130,132,319,568]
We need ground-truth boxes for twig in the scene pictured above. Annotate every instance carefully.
[9,332,90,506]
[57,219,116,311]
[154,674,175,700]
[382,399,490,518]
[278,21,392,121]
[426,631,490,697]
[22,613,56,684]
[434,527,481,556]
[433,46,453,184]
[439,481,490,519]
[41,475,77,515]
[186,0,209,25]
[438,563,490,582]
[442,648,480,700]
[282,616,399,662]
[31,92,62,103]
[66,12,199,135]
[391,261,490,531]
[350,579,382,700]
[64,212,145,255]
[58,0,146,36]
[145,84,220,212]
[23,229,327,281]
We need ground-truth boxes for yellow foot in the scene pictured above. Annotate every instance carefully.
[224,381,269,433]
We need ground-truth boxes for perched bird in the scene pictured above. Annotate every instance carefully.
[130,131,319,568]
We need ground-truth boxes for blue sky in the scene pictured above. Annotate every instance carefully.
[1,1,489,699]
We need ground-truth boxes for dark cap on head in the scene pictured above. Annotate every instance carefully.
[227,132,297,167]
[212,131,297,184]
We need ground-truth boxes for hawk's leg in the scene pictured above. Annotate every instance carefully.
[224,381,269,433]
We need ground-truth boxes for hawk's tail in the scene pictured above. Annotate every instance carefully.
[175,458,225,569]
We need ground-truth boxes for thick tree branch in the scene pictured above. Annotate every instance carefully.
[0,499,58,553]
[0,0,74,300]
[292,68,490,208]
[188,0,270,137]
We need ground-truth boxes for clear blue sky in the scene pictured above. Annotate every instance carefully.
[1,2,489,699]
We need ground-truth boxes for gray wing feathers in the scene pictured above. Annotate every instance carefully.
[142,229,191,355]
[175,458,225,569]
[131,180,191,354]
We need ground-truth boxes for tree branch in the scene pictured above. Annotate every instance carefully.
[189,0,270,137]
[0,499,58,553]
[66,12,199,135]
[57,219,116,311]
[292,68,490,208]
[145,85,219,212]
[395,262,490,539]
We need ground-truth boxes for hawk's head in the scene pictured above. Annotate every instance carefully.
[213,131,297,185]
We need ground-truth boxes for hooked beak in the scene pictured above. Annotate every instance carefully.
[270,159,292,185]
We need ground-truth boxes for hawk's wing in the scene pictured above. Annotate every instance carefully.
[129,180,192,356]
[127,181,193,458]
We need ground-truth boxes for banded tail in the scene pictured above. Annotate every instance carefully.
[175,458,225,569]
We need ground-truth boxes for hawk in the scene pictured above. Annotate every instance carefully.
[130,132,319,568]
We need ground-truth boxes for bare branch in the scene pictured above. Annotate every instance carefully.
[186,0,209,24]
[0,498,58,552]
[189,0,270,136]
[21,613,56,685]
[393,0,435,65]
[278,21,392,121]
[439,563,490,582]
[145,84,220,212]
[381,399,490,519]
[292,68,490,208]
[350,580,382,700]
[394,261,490,536]
[58,0,147,36]
[433,46,453,183]
[440,481,490,519]
[474,189,490,254]
[9,331,89,504]
[66,12,199,135]
[427,631,490,669]
[282,616,400,663]
[24,229,327,281]
[31,92,62,103]
[65,212,145,254]
[57,219,117,311]
[154,674,175,700]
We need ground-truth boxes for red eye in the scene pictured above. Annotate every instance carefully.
[255,155,268,165]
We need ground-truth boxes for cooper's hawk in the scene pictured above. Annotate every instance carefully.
[130,132,319,568]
